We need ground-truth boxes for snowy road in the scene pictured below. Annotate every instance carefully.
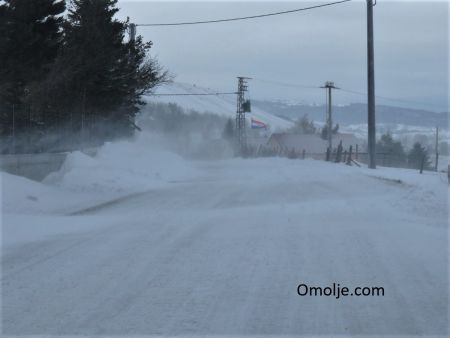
[2,158,448,335]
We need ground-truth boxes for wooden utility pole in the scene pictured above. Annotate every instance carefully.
[435,126,439,172]
[129,23,136,43]
[420,155,425,174]
[81,87,86,146]
[367,0,376,169]
[12,104,15,153]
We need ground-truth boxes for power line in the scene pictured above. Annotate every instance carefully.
[148,92,237,96]
[136,0,352,27]
[252,78,319,89]
[337,88,366,96]
[149,86,446,110]
[338,88,447,109]
[253,78,446,110]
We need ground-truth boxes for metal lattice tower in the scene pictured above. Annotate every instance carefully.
[236,77,251,153]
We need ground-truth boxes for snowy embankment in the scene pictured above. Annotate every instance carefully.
[1,133,198,246]
[2,147,447,248]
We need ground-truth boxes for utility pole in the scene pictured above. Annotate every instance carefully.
[435,126,439,172]
[367,0,376,169]
[129,23,136,43]
[81,87,86,147]
[236,77,251,154]
[321,81,338,152]
[12,104,15,153]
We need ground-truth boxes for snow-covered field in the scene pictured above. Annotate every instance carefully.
[341,123,449,148]
[1,136,448,335]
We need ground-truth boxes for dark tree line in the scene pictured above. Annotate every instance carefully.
[320,123,339,140]
[0,0,168,153]
[376,132,432,170]
[140,102,228,136]
[289,115,316,135]
[287,114,339,138]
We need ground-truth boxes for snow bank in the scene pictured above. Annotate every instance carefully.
[2,133,198,215]
[45,133,197,193]
[2,172,71,215]
[211,156,448,228]
[2,146,447,249]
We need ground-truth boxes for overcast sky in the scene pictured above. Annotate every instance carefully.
[116,1,448,112]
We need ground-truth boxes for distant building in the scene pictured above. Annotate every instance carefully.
[267,133,360,156]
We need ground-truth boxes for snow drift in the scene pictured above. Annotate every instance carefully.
[2,132,198,215]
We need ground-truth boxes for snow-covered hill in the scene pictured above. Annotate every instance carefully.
[145,82,293,131]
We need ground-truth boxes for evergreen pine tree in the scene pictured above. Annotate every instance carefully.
[377,132,406,167]
[0,0,65,105]
[41,0,168,140]
[0,0,65,144]
[332,123,339,134]
[290,115,316,134]
[222,118,234,140]
[321,123,339,140]
[408,142,432,170]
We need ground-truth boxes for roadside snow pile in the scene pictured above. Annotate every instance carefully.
[1,172,79,215]
[45,133,196,194]
[360,165,449,222]
[213,157,448,227]
[3,133,198,215]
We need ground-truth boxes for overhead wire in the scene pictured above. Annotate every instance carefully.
[134,0,445,111]
[136,0,352,26]
[148,84,446,111]
[338,88,447,110]
[148,92,237,96]
[252,78,320,90]
[250,79,446,110]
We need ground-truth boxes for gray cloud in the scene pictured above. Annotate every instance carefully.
[117,1,448,111]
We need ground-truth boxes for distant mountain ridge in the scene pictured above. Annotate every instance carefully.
[252,100,448,128]
[147,82,447,130]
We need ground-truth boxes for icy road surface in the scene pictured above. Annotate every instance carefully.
[2,158,448,335]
